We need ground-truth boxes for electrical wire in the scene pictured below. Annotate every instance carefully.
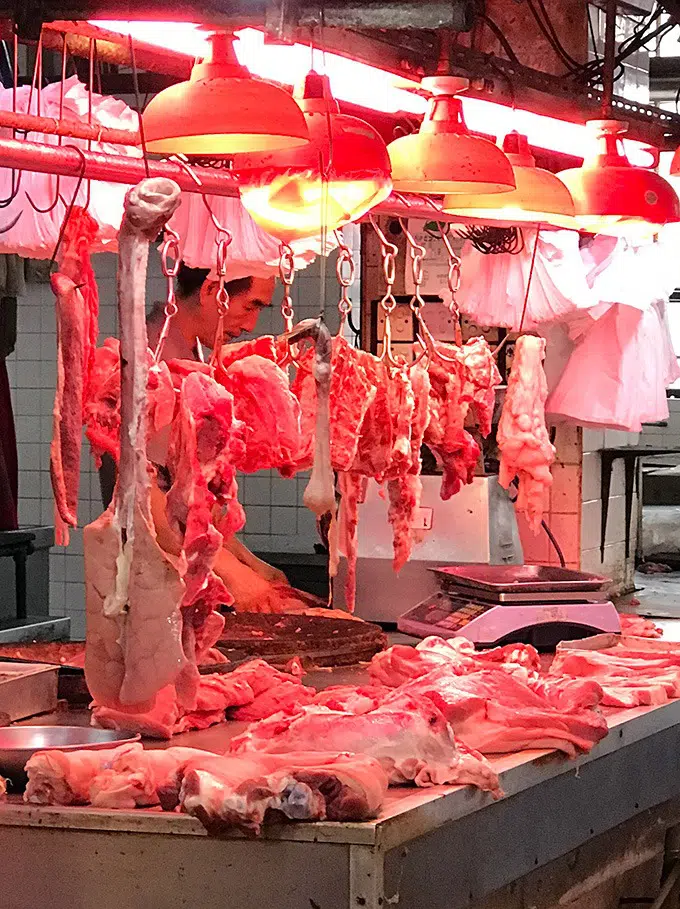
[479,14,522,66]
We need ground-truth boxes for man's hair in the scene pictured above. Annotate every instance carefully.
[176,262,253,300]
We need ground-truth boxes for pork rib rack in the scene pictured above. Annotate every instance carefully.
[84,178,185,714]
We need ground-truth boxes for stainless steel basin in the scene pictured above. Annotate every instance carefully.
[0,725,140,780]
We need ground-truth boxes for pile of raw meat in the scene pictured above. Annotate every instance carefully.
[24,742,389,834]
[22,628,680,835]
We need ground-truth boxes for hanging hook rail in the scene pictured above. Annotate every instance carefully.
[153,225,181,363]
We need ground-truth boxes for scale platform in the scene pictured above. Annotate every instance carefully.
[397,565,621,649]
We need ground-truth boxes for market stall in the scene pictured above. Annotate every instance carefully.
[1,3,680,909]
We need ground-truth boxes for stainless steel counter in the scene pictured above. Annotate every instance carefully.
[2,695,680,909]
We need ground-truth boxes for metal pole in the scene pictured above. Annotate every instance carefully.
[0,110,139,146]
[602,0,617,116]
[0,137,240,196]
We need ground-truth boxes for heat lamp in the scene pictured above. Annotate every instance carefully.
[558,120,680,236]
[443,131,576,229]
[386,76,515,195]
[141,32,309,156]
[233,71,392,242]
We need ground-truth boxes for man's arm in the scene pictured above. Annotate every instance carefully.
[149,476,295,611]
[223,536,288,585]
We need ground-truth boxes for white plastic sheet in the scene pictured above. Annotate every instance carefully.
[0,77,329,271]
[546,238,680,431]
[0,76,141,256]
[458,229,593,330]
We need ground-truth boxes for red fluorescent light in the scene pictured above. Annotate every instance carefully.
[91,20,657,166]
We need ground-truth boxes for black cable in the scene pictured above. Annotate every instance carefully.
[531,0,584,70]
[541,518,566,568]
[523,0,583,72]
[479,14,522,66]
[587,5,601,64]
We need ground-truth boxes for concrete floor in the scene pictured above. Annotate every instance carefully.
[619,571,680,640]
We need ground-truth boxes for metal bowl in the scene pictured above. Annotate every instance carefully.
[0,726,141,781]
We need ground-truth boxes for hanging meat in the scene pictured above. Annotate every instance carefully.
[84,337,176,466]
[84,178,186,714]
[49,206,100,544]
[424,355,480,500]
[497,335,556,533]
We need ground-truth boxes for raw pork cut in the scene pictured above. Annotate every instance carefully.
[50,273,87,540]
[221,355,302,474]
[84,338,176,465]
[311,684,391,714]
[166,371,245,615]
[424,356,481,500]
[24,742,142,805]
[50,206,101,545]
[389,665,608,756]
[549,647,680,707]
[370,635,540,688]
[230,695,502,796]
[618,613,662,638]
[88,746,215,809]
[93,659,313,739]
[180,750,389,834]
[291,336,378,474]
[84,177,186,713]
[455,337,502,438]
[498,335,555,532]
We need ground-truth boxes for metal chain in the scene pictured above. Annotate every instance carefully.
[153,226,181,362]
[334,230,355,330]
[438,222,462,318]
[279,242,296,331]
[215,231,233,316]
[369,214,399,365]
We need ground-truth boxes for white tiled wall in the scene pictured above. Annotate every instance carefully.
[9,225,361,638]
[640,399,680,453]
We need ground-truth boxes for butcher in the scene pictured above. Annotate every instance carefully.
[99,263,305,611]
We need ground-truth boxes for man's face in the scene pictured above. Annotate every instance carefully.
[197,276,276,346]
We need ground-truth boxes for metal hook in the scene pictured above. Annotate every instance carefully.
[50,144,88,267]
[369,214,402,367]
[153,226,181,363]
[25,33,68,214]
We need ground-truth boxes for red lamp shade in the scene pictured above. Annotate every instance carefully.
[559,120,680,235]
[234,71,392,242]
[387,76,515,195]
[141,32,309,156]
[443,132,575,228]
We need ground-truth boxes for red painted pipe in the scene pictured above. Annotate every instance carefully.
[0,137,240,196]
[0,110,139,146]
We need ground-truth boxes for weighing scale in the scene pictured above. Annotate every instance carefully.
[397,565,621,649]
